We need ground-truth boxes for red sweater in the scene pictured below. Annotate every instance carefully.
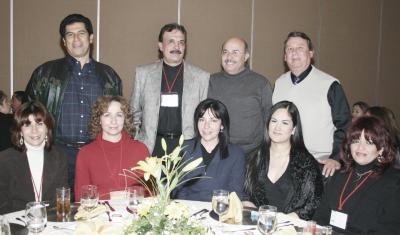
[74,131,149,201]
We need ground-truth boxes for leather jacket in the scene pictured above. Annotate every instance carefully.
[26,56,122,136]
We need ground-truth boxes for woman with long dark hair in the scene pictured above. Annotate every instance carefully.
[172,98,246,201]
[245,101,323,220]
[313,116,400,234]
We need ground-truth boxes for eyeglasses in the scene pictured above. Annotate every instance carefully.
[222,49,245,57]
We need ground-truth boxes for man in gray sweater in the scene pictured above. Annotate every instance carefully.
[208,37,272,157]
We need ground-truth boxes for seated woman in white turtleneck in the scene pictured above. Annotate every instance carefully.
[0,101,68,214]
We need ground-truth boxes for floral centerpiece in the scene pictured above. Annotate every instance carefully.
[123,137,206,235]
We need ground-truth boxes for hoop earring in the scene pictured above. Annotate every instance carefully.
[19,136,24,146]
[377,154,384,163]
[45,135,48,144]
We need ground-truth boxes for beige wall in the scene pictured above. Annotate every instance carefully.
[1,0,399,119]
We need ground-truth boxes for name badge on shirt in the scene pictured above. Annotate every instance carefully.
[161,93,179,107]
[330,210,347,229]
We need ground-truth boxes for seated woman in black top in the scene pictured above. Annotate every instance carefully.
[172,98,246,201]
[313,116,400,234]
[245,101,323,220]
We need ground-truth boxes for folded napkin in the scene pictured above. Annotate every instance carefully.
[74,204,107,220]
[220,192,243,224]
[74,218,123,235]
[272,225,297,235]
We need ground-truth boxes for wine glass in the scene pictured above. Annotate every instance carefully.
[212,189,230,228]
[257,205,277,235]
[126,186,144,214]
[25,202,47,234]
[80,185,99,212]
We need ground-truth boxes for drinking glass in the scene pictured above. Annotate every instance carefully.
[0,215,10,235]
[257,205,277,235]
[126,186,144,213]
[56,187,71,220]
[211,189,230,227]
[80,185,99,212]
[25,202,47,234]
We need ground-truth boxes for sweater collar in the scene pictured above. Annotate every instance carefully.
[222,67,250,79]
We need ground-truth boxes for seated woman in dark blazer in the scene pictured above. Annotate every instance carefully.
[0,101,68,214]
[313,116,400,234]
[245,101,323,220]
[172,98,246,201]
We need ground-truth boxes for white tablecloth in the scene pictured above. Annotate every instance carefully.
[5,200,309,234]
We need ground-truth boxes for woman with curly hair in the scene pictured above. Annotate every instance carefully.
[74,96,149,201]
[313,116,400,234]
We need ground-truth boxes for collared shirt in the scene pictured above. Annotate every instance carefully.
[57,56,103,143]
[290,65,313,84]
[291,65,351,160]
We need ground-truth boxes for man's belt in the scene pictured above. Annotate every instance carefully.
[156,133,181,139]
[56,140,88,149]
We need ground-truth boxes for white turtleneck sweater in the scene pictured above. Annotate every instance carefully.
[25,141,45,201]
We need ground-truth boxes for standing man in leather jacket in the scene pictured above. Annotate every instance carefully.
[26,14,122,194]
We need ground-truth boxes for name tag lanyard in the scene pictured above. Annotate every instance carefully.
[162,63,183,93]
[29,167,43,202]
[338,169,373,210]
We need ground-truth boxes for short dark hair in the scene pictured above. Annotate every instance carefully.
[341,116,396,175]
[12,91,28,104]
[284,31,314,51]
[59,14,93,38]
[193,98,230,159]
[353,101,369,113]
[11,101,54,151]
[158,23,187,43]
[0,90,7,105]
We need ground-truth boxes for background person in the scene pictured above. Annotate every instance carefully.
[0,90,13,151]
[313,116,400,234]
[11,90,28,113]
[172,98,246,201]
[75,96,149,201]
[351,101,369,122]
[245,101,323,220]
[0,101,68,214]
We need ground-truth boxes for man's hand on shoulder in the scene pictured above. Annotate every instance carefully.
[318,158,341,178]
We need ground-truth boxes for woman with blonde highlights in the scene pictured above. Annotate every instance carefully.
[75,96,149,201]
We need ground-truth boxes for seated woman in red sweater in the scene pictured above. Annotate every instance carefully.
[74,96,149,201]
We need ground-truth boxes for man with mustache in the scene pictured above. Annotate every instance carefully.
[25,14,122,192]
[208,37,272,158]
[130,23,209,157]
[273,31,351,178]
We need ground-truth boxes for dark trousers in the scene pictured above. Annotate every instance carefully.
[55,143,80,200]
[152,135,180,158]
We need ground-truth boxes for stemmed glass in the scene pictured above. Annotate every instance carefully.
[80,185,99,212]
[25,202,47,234]
[211,189,230,228]
[257,205,277,235]
[126,186,144,215]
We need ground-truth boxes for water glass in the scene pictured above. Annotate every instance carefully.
[0,216,10,235]
[257,205,277,235]
[25,202,47,234]
[126,186,144,212]
[212,189,230,227]
[56,187,71,220]
[322,225,332,235]
[80,185,99,212]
